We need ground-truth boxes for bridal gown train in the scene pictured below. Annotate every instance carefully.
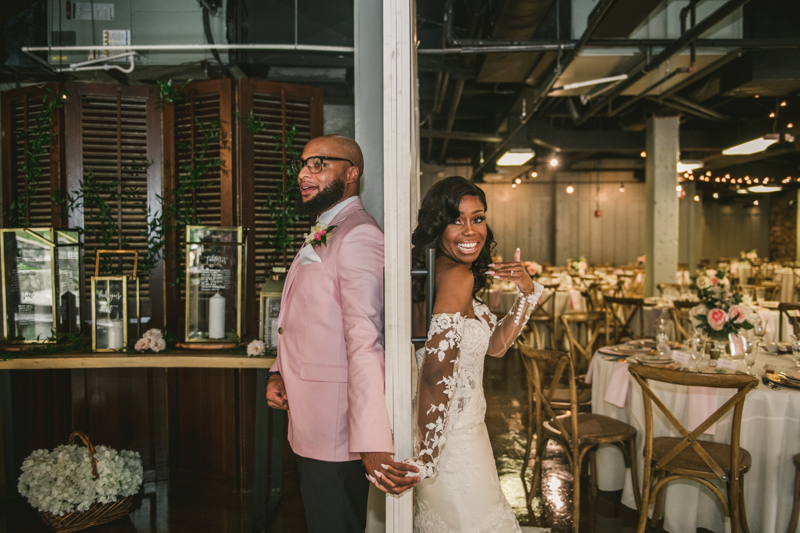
[408,288,542,533]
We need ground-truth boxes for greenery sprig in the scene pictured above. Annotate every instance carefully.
[5,90,67,227]
[264,123,301,273]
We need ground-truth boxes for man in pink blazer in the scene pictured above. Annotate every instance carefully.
[266,135,419,532]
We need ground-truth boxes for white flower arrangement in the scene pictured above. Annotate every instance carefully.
[247,339,266,357]
[18,444,143,516]
[567,256,588,275]
[134,328,167,353]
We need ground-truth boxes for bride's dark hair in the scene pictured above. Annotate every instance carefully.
[411,176,496,303]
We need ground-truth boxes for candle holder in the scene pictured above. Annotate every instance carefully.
[91,250,140,352]
[1,228,82,344]
[259,267,286,355]
[183,226,245,346]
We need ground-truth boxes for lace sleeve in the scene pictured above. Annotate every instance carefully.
[486,282,544,357]
[405,312,464,480]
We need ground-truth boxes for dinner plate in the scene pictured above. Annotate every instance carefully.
[766,373,800,390]
[597,346,633,357]
[629,356,675,366]
[759,301,780,309]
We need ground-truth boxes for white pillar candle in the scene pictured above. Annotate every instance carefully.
[209,292,226,339]
[108,319,124,349]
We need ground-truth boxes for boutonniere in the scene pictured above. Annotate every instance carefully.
[303,223,337,248]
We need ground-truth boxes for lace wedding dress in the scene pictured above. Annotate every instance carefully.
[408,286,543,533]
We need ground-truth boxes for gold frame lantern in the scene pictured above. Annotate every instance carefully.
[1,228,82,344]
[259,267,286,354]
[184,226,245,344]
[91,250,140,352]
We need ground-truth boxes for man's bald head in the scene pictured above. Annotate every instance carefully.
[304,135,364,179]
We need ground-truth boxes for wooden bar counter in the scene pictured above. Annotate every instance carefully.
[1,351,280,533]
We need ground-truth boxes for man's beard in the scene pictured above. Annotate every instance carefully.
[295,177,346,216]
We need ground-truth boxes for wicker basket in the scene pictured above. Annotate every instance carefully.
[37,432,134,533]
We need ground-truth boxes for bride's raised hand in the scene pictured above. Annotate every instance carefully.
[487,247,538,295]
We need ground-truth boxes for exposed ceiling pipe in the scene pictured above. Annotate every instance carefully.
[470,0,621,178]
[22,43,354,53]
[51,52,139,73]
[572,0,753,126]
[417,38,800,55]
[664,95,731,121]
[438,78,466,163]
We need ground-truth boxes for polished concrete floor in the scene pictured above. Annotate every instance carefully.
[2,348,691,533]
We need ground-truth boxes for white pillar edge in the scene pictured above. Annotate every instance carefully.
[382,0,417,530]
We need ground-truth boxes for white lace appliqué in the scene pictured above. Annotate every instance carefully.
[406,312,464,480]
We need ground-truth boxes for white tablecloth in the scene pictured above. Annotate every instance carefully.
[775,268,797,303]
[590,352,800,533]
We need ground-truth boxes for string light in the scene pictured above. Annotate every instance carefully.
[754,200,759,206]
[713,192,719,199]
[694,195,700,202]
[550,158,559,167]
[530,171,538,178]
[676,185,683,192]
[640,151,647,158]
[706,171,712,176]
[566,184,574,194]
[715,177,721,182]
[764,177,769,183]
[515,177,522,184]
[788,123,794,128]
[511,183,517,189]
[781,101,788,107]
[755,94,760,98]
[770,112,776,118]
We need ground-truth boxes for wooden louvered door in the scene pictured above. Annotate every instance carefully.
[1,83,67,228]
[237,79,323,337]
[162,79,235,337]
[0,84,72,486]
[63,83,167,483]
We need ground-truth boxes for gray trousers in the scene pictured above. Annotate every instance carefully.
[295,455,370,533]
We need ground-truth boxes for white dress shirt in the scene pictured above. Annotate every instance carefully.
[298,196,360,265]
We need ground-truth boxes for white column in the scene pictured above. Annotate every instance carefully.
[355,0,384,228]
[796,190,800,263]
[645,116,680,297]
[382,0,417,531]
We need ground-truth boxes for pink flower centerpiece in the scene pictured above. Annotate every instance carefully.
[691,284,754,341]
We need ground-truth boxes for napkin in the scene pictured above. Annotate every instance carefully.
[603,362,631,408]
[687,386,717,436]
[568,289,582,310]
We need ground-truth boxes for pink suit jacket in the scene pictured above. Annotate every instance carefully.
[271,198,395,462]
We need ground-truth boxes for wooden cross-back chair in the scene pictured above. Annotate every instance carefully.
[603,295,645,343]
[518,346,639,533]
[560,311,605,373]
[669,306,693,342]
[527,282,561,349]
[779,302,800,340]
[628,365,757,533]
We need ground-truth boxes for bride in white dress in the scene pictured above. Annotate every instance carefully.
[396,176,542,533]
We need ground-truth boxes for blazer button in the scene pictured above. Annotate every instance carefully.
[278,327,284,334]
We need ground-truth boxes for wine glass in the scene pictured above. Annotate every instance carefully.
[753,315,766,344]
[791,334,800,370]
[743,338,757,376]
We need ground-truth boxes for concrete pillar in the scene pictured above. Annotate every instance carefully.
[684,181,703,272]
[355,0,384,228]
[796,189,800,263]
[645,116,680,297]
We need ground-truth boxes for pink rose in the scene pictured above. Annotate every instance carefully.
[314,232,322,240]
[711,277,719,286]
[707,308,728,331]
[728,305,747,324]
[319,229,327,236]
[134,337,151,352]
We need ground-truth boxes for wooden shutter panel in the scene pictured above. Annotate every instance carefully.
[237,80,323,337]
[64,83,164,329]
[162,79,235,336]
[1,83,67,228]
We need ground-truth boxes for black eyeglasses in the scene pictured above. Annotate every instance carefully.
[290,156,355,174]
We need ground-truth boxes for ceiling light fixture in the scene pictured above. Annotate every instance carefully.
[515,177,522,184]
[511,183,518,189]
[497,148,535,166]
[619,183,625,193]
[566,184,574,194]
[550,158,559,167]
[677,160,704,173]
[530,171,538,178]
[747,185,782,193]
[722,134,791,155]
[557,74,629,92]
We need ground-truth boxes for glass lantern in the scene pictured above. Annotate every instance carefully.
[91,250,140,351]
[185,226,245,344]
[1,228,82,343]
[259,267,286,354]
